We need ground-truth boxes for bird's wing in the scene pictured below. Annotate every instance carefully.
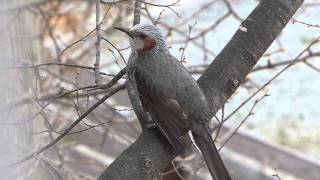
[135,70,191,154]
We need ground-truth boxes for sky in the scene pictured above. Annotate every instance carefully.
[140,0,320,157]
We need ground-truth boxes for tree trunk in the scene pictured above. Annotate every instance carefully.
[98,0,304,179]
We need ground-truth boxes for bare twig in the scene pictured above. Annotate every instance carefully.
[272,168,283,180]
[95,0,102,85]
[59,6,111,56]
[221,0,243,21]
[101,37,127,65]
[187,52,320,74]
[0,61,119,77]
[192,12,231,40]
[100,0,129,5]
[143,0,181,18]
[4,68,126,125]
[213,37,320,131]
[1,84,125,168]
[304,61,320,73]
[292,18,320,28]
[133,0,142,26]
[179,23,196,63]
[218,92,269,151]
[39,8,61,60]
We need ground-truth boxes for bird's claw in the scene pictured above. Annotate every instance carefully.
[144,121,157,128]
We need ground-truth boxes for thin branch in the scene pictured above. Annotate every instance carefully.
[252,52,320,72]
[39,8,61,59]
[3,85,98,126]
[0,61,118,77]
[101,37,127,65]
[221,0,243,21]
[1,84,125,168]
[100,0,129,5]
[95,0,102,84]
[187,52,320,74]
[3,68,126,125]
[143,0,181,18]
[192,12,230,39]
[179,23,196,63]
[213,37,320,131]
[292,18,320,28]
[60,7,111,57]
[133,0,142,26]
[304,61,320,73]
[218,92,269,151]
[99,1,306,179]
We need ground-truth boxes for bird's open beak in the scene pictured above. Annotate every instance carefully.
[114,26,134,38]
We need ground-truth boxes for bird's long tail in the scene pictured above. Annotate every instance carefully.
[192,131,231,180]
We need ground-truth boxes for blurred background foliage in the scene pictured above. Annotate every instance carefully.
[1,0,320,179]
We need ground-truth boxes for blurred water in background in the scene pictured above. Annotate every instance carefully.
[142,0,320,157]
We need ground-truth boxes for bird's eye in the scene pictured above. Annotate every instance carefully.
[140,33,147,39]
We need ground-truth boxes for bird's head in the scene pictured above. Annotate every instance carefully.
[114,24,168,55]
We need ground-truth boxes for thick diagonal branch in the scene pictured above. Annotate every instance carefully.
[98,0,304,179]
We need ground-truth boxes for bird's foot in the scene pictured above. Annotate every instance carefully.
[144,121,157,128]
[143,112,157,128]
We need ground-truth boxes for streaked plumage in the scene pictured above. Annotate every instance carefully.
[116,24,231,180]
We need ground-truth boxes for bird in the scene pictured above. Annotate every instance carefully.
[115,24,231,180]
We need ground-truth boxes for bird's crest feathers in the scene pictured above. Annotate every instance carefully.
[130,24,168,54]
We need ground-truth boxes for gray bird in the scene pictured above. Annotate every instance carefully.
[115,24,231,180]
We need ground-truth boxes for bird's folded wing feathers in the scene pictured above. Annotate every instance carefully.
[134,70,192,154]
[144,98,191,154]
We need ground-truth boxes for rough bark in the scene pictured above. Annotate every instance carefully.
[98,0,304,179]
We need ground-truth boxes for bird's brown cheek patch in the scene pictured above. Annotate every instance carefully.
[143,37,156,51]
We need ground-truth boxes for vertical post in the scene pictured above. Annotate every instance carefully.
[133,0,142,26]
[95,0,101,84]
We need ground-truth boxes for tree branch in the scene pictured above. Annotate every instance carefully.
[98,0,304,179]
[197,0,304,114]
[1,84,125,168]
[95,0,102,84]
